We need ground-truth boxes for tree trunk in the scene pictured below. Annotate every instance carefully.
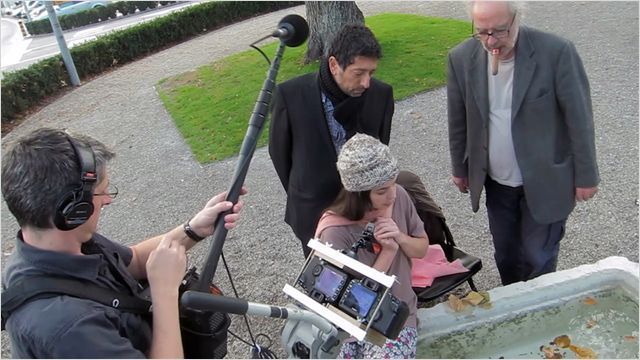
[304,1,364,64]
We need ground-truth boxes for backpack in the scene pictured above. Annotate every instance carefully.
[396,170,456,259]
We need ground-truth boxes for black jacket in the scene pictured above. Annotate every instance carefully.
[268,72,394,247]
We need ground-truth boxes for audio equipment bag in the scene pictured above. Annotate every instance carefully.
[1,275,230,359]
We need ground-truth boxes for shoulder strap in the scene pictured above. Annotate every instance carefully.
[1,276,152,331]
[439,217,456,248]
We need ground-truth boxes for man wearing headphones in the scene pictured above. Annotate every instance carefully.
[1,128,246,358]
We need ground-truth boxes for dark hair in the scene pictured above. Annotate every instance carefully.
[327,24,382,69]
[1,128,115,229]
[326,187,373,221]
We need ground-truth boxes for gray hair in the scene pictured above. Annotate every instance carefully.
[1,128,115,229]
[467,1,527,22]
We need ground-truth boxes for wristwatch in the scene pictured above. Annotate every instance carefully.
[183,220,205,242]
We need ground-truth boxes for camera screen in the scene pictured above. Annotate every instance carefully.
[342,282,377,318]
[315,267,347,300]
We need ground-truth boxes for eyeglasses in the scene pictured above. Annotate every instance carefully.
[471,13,516,40]
[94,183,118,199]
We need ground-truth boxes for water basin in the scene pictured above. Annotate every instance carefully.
[416,256,639,359]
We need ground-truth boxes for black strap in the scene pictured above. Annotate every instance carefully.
[1,276,152,331]
[440,217,456,248]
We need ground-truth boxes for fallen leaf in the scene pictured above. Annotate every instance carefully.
[447,294,468,312]
[473,291,493,308]
[462,291,485,306]
[582,297,598,305]
[542,345,555,359]
[624,335,637,342]
[586,319,597,328]
[553,335,571,348]
[541,345,563,359]
[569,344,597,359]
[478,290,490,303]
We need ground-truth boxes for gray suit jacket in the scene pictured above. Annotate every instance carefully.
[447,26,599,224]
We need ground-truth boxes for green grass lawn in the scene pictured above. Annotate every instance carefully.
[157,13,470,163]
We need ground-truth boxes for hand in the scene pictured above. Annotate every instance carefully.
[189,187,248,237]
[452,176,469,193]
[373,218,400,252]
[576,186,598,202]
[376,237,399,253]
[373,217,403,243]
[146,235,186,296]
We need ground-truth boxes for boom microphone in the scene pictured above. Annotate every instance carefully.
[181,291,333,333]
[271,14,309,47]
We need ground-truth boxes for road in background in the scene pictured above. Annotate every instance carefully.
[1,17,32,68]
[1,1,195,73]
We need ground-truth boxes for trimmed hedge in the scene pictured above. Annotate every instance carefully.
[25,1,177,35]
[2,1,301,123]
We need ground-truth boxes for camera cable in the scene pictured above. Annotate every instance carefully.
[221,251,277,359]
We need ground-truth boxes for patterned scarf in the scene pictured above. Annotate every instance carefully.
[318,58,367,138]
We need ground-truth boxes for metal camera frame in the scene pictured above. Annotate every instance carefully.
[283,238,397,342]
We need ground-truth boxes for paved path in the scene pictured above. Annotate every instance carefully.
[1,2,638,358]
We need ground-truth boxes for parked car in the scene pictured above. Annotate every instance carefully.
[27,1,46,19]
[3,2,26,19]
[4,7,25,19]
[33,1,107,20]
[55,1,107,16]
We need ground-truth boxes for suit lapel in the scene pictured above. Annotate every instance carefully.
[469,43,490,126]
[310,73,338,159]
[512,26,537,120]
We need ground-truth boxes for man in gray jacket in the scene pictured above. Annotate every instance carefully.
[447,1,599,285]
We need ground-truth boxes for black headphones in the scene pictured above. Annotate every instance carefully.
[53,136,98,231]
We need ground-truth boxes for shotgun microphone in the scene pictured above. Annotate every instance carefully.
[271,14,309,47]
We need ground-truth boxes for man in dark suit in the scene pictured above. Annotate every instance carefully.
[447,1,599,285]
[269,24,394,257]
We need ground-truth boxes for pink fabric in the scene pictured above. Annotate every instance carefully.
[411,244,469,287]
[316,212,469,288]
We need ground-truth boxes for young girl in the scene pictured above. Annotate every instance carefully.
[315,133,428,359]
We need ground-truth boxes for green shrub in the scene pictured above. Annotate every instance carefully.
[1,56,69,122]
[2,1,301,123]
[123,1,139,15]
[25,18,52,34]
[95,5,117,21]
[138,2,159,11]
[115,1,130,16]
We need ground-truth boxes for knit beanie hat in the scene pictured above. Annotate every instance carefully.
[337,133,399,192]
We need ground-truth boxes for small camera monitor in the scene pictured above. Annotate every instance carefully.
[314,265,348,302]
[339,281,378,319]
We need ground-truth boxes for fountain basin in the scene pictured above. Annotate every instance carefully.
[416,256,639,359]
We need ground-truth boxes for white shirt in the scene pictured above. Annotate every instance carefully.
[487,54,523,187]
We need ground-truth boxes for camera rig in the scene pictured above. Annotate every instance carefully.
[181,237,410,358]
[283,238,409,349]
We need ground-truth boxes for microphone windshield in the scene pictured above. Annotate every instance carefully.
[278,14,309,47]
